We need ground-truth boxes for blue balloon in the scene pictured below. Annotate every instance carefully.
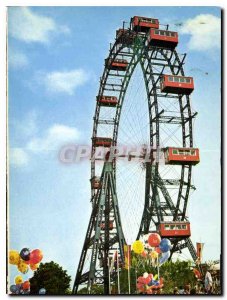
[15,284,23,294]
[148,280,158,286]
[159,250,171,265]
[159,238,171,253]
[16,284,22,288]
[20,247,30,261]
[39,288,46,295]
[10,285,18,293]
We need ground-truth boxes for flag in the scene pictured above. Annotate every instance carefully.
[196,242,204,263]
[124,245,131,269]
[109,251,118,273]
[193,268,201,279]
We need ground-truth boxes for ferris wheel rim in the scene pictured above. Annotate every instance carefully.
[91,27,194,240]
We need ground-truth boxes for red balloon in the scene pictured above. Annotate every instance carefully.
[137,276,146,284]
[141,251,148,258]
[144,273,153,284]
[148,233,161,247]
[29,249,43,264]
[22,281,30,290]
[155,246,162,254]
[137,282,144,290]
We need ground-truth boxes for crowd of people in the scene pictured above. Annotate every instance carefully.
[173,284,206,295]
[172,270,221,295]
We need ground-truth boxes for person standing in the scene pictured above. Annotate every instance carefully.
[178,286,184,294]
[184,285,190,294]
[205,270,213,294]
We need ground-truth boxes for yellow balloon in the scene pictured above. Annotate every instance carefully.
[30,263,39,271]
[150,250,159,259]
[153,274,158,280]
[17,259,29,274]
[9,250,20,265]
[15,275,23,285]
[132,240,144,254]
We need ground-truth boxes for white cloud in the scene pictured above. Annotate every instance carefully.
[10,148,29,166]
[180,14,221,51]
[10,123,80,167]
[27,124,80,153]
[59,25,71,35]
[8,7,70,44]
[42,69,89,95]
[12,110,38,138]
[8,50,29,69]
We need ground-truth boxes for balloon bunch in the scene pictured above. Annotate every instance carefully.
[132,233,172,267]
[132,233,172,294]
[9,248,43,273]
[137,272,164,294]
[10,275,30,295]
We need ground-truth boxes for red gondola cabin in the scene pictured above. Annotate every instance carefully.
[91,176,101,189]
[116,28,136,44]
[105,58,128,71]
[160,75,194,95]
[148,29,178,49]
[93,137,112,148]
[116,29,127,41]
[97,95,118,107]
[131,16,159,32]
[163,147,200,165]
[100,221,114,230]
[158,221,191,238]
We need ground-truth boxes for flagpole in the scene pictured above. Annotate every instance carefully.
[117,250,120,294]
[157,255,160,279]
[128,246,131,294]
[108,256,111,295]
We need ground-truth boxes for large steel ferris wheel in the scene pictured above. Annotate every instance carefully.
[73,16,200,294]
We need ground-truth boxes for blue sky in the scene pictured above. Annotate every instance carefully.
[8,6,221,288]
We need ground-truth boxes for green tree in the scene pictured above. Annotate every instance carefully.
[159,260,197,293]
[77,285,104,294]
[29,261,71,295]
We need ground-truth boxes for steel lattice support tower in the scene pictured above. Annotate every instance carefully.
[72,162,125,294]
[136,162,201,273]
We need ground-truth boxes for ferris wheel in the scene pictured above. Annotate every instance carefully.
[73,16,200,294]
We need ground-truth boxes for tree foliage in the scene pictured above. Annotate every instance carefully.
[159,260,197,293]
[77,285,104,294]
[29,261,71,295]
